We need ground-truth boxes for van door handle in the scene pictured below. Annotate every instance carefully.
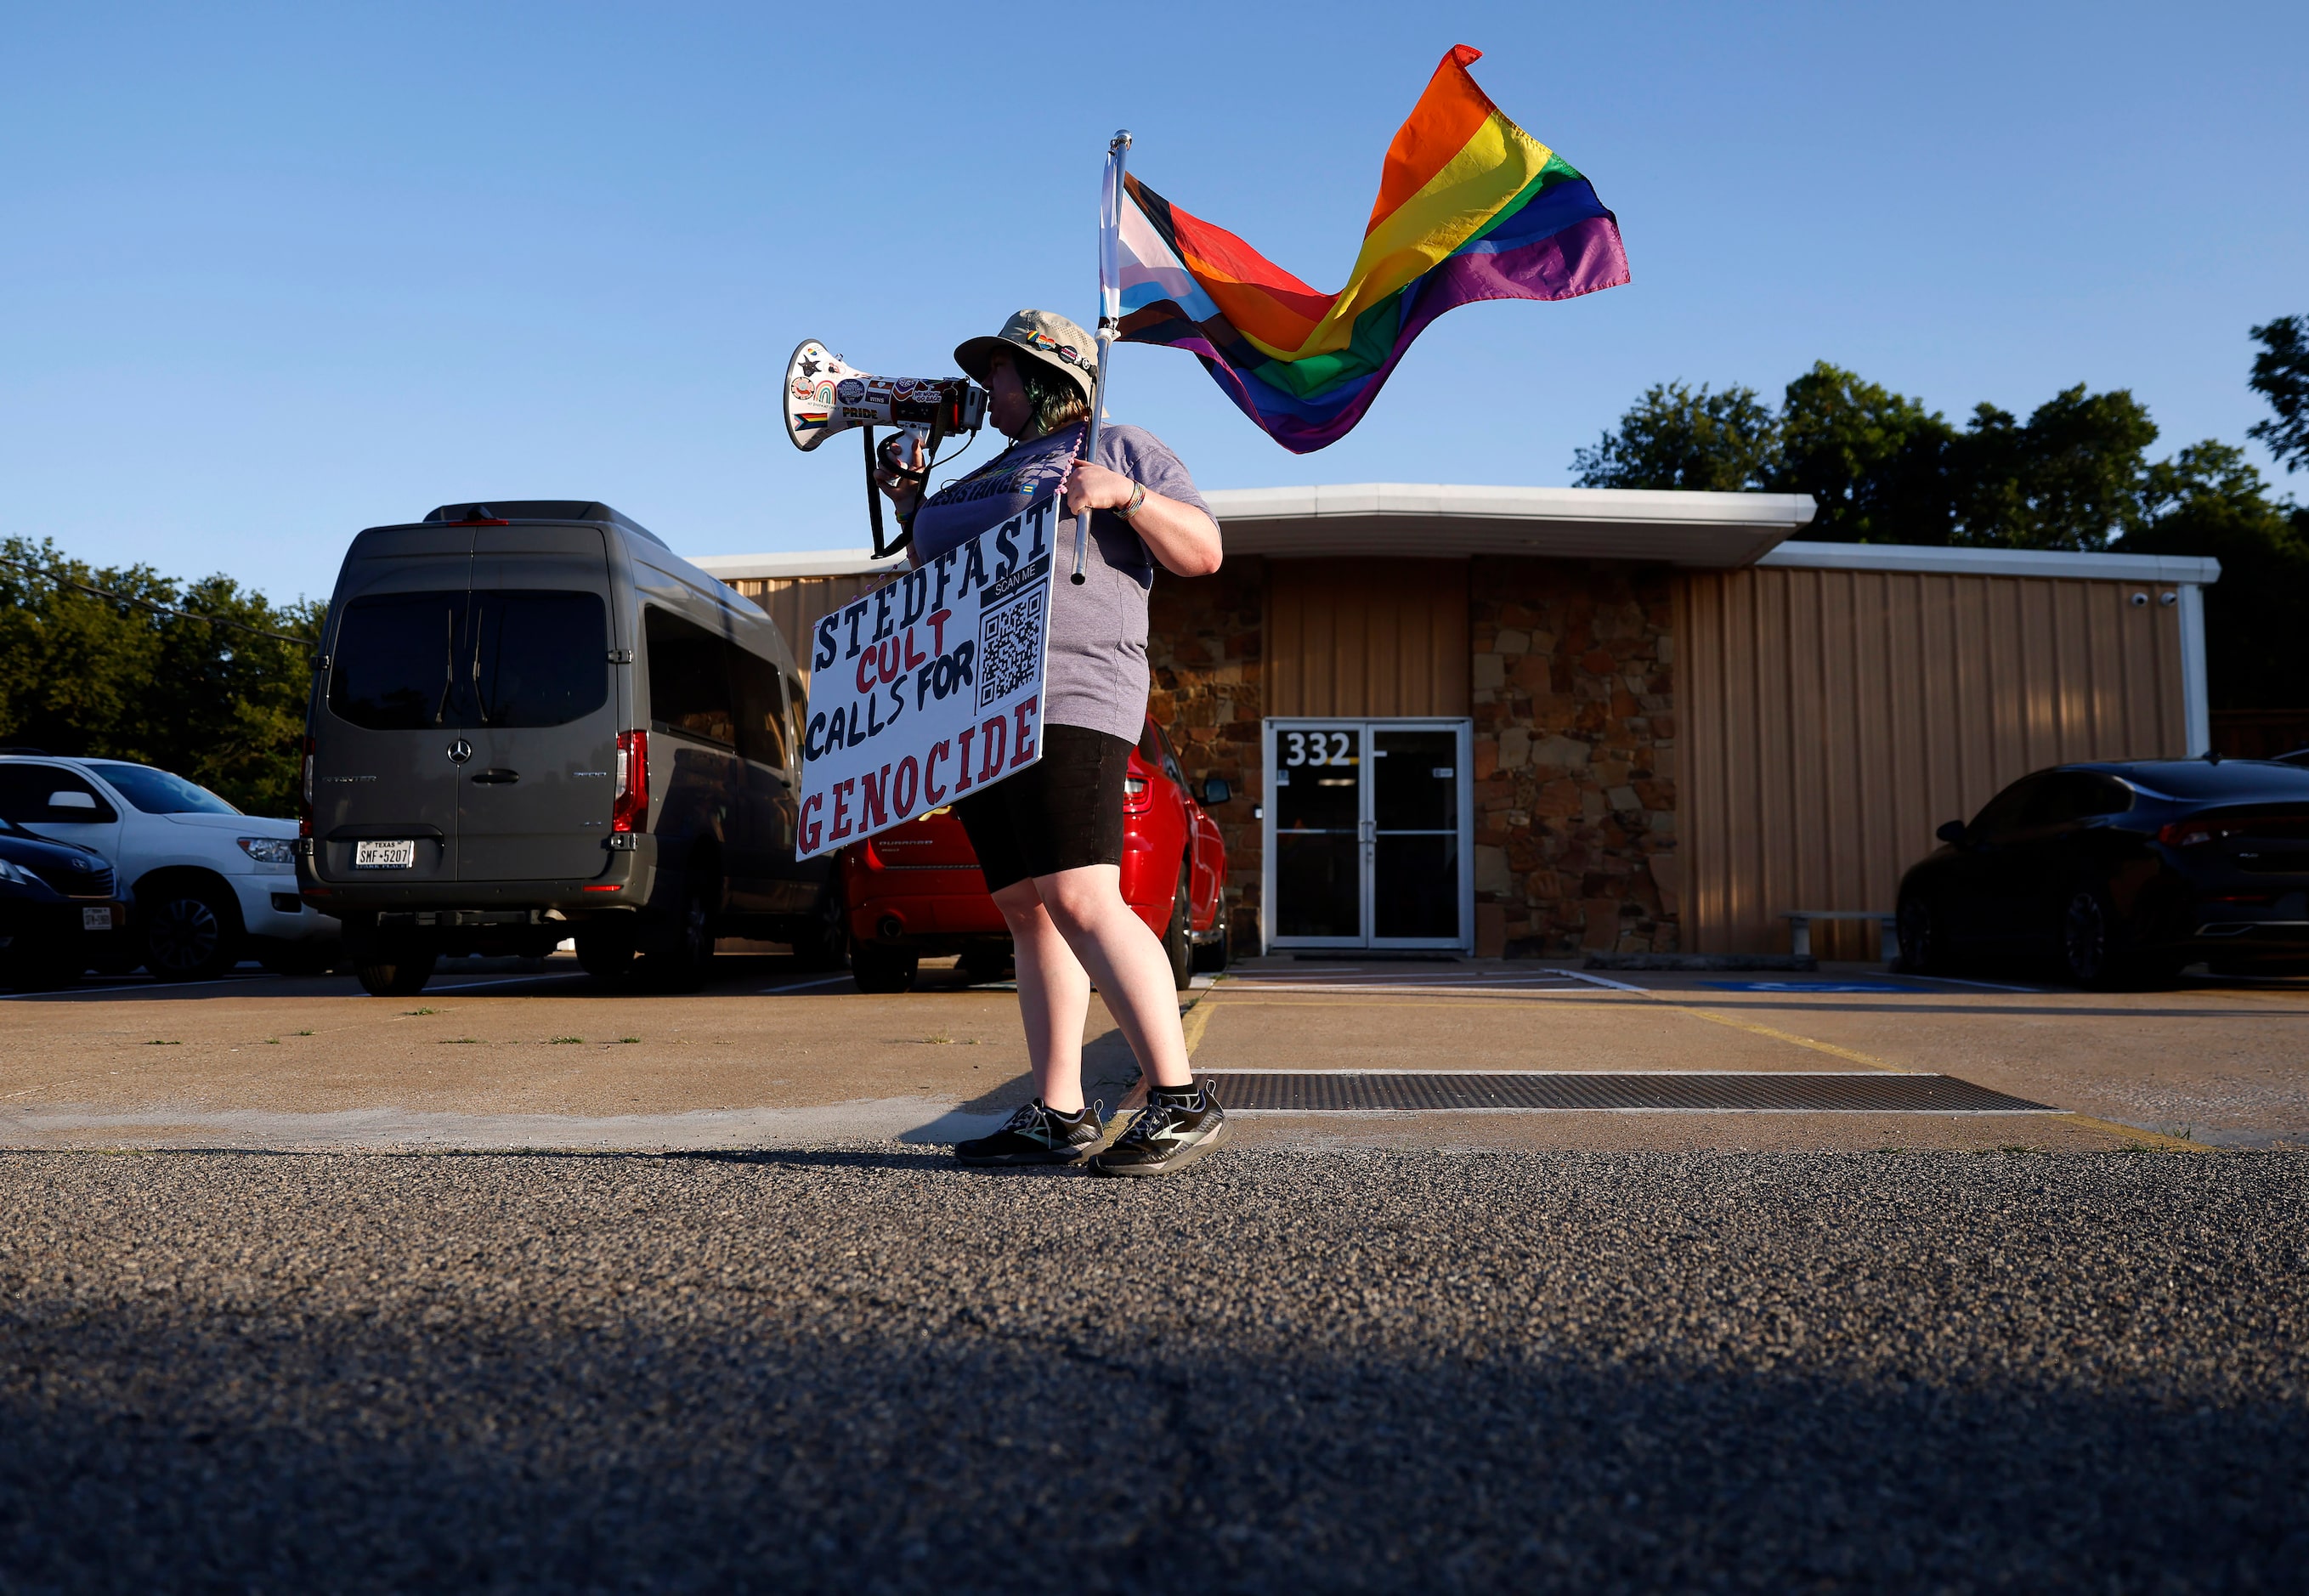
[471,768,520,784]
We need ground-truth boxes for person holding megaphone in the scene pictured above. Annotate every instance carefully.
[874,308,1226,1177]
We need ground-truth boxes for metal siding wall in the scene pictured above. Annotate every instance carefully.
[722,574,888,688]
[1679,566,2188,958]
[1266,560,1469,716]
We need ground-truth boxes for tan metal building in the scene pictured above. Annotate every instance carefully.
[699,487,2219,962]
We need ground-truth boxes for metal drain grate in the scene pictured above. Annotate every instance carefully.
[1195,1071,2048,1113]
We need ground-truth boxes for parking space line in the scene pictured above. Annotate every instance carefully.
[1668,1010,1915,1073]
[0,974,271,1001]
[1180,998,1216,1057]
[1899,973,2044,993]
[1243,969,1469,981]
[1547,967,1646,993]
[1219,982,1600,999]
[1222,980,1587,993]
[425,972,592,993]
[757,974,857,994]
[1236,972,1582,987]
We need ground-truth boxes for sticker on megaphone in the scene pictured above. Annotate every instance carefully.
[783,339,989,453]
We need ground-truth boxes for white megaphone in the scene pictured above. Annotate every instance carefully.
[782,339,988,453]
[783,339,989,559]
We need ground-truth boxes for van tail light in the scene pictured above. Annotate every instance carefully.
[298,736,314,838]
[613,730,649,833]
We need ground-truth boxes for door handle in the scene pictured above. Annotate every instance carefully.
[470,768,520,784]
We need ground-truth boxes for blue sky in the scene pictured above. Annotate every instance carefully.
[3,1,2303,604]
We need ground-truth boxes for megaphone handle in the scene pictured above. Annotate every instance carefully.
[864,427,911,561]
[864,428,886,557]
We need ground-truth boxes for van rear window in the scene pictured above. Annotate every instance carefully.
[469,591,608,727]
[331,591,464,730]
[330,590,608,731]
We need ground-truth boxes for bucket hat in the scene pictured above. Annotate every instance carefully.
[954,309,1099,406]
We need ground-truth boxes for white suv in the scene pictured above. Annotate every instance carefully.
[0,756,340,981]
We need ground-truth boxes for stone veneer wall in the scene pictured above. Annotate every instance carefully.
[1470,557,1680,956]
[1146,557,1268,952]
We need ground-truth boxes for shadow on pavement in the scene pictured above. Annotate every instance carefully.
[3,1147,2305,1594]
[3,1294,2298,1590]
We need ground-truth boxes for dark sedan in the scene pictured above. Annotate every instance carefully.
[0,817,136,989]
[1898,758,2309,987]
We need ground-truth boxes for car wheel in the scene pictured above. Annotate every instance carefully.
[643,872,718,992]
[2062,886,2126,988]
[1895,895,1942,976]
[144,886,241,982]
[1163,873,1193,992]
[354,949,437,998]
[849,939,918,993]
[790,876,850,971]
[575,922,637,986]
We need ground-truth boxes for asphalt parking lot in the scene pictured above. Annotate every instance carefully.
[2,1146,2303,1592]
[3,954,2306,1589]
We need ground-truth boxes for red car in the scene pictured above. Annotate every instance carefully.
[838,716,1231,993]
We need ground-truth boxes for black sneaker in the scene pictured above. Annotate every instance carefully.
[954,1098,1105,1167]
[1088,1082,1226,1178]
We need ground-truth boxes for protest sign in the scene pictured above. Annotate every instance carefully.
[795,490,1057,860]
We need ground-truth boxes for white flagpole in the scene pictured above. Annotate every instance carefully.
[1073,128,1132,586]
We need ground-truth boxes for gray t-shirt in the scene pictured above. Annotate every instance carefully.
[908,421,1210,744]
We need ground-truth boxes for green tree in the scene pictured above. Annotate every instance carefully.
[2248,314,2309,474]
[1946,385,2159,551]
[1765,362,1955,543]
[2117,443,2309,711]
[0,538,320,816]
[1570,380,1779,491]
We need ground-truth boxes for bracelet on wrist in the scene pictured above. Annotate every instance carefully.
[1115,480,1148,518]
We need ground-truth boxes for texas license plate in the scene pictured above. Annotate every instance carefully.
[81,906,113,931]
[354,840,416,869]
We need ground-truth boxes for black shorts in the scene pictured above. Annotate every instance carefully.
[952,723,1132,892]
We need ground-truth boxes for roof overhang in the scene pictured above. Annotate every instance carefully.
[1759,540,2221,585]
[1198,484,1816,569]
[692,549,907,582]
[689,501,2223,589]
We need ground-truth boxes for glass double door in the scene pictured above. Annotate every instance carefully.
[1265,719,1471,951]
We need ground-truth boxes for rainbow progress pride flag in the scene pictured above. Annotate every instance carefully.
[1114,45,1629,454]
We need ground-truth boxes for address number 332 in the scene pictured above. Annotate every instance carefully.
[1282,731,1355,767]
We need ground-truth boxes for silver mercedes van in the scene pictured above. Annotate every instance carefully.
[298,501,840,996]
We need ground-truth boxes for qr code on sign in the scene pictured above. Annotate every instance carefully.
[976,591,1045,709]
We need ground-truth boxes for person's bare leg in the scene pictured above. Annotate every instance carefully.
[1035,864,1194,1091]
[992,878,1092,1112]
